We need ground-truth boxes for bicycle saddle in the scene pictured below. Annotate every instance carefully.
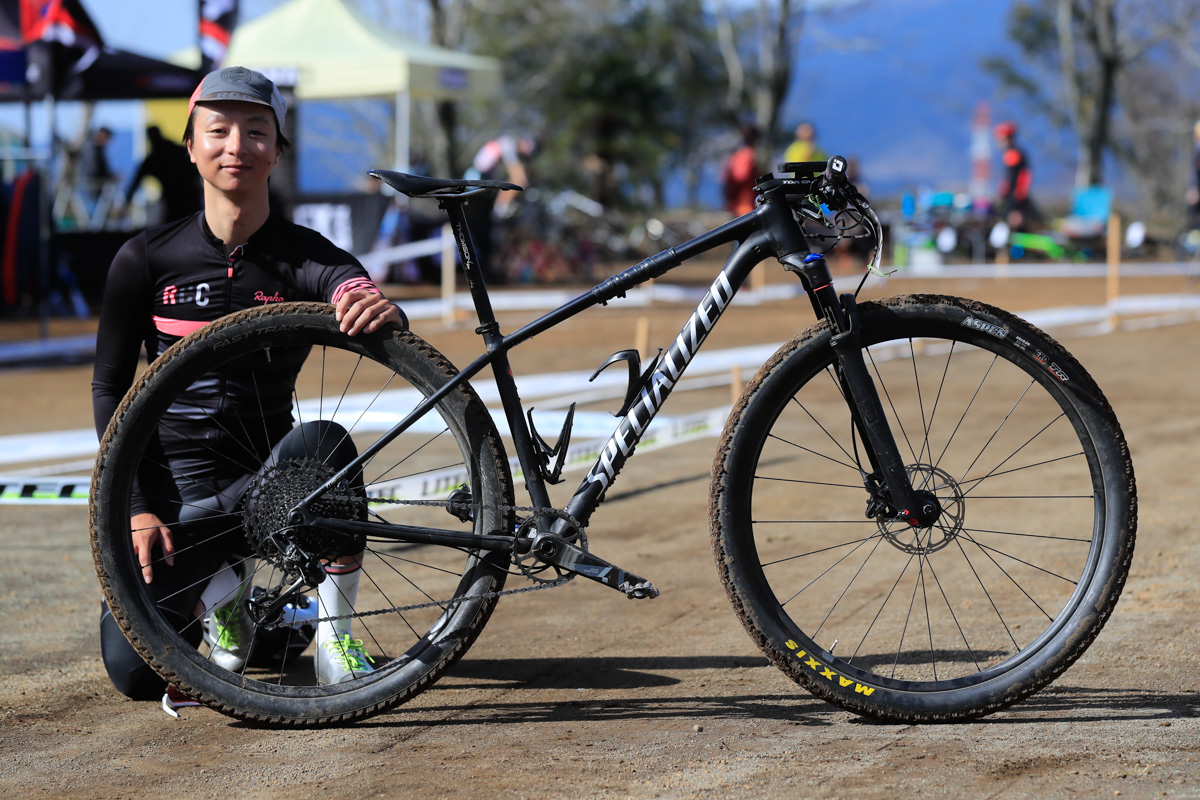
[369,170,522,199]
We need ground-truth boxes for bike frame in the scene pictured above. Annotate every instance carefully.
[296,189,924,553]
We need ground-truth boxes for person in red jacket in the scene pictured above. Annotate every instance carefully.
[994,122,1038,231]
[721,123,762,217]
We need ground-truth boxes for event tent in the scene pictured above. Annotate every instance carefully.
[222,0,502,172]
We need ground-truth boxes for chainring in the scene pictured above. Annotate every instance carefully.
[511,507,587,583]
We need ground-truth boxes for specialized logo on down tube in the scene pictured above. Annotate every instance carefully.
[583,270,735,493]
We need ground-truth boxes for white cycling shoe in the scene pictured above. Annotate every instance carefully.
[315,634,376,685]
[203,599,255,672]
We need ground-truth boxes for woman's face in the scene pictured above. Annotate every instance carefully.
[187,101,280,198]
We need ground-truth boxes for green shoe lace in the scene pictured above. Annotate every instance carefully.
[211,605,245,651]
[322,634,375,672]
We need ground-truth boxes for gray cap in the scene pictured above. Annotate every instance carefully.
[188,66,287,129]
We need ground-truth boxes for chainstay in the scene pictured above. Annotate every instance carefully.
[275,498,580,628]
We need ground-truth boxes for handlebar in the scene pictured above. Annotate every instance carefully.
[758,155,885,277]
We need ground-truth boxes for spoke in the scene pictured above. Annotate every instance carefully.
[761,534,881,568]
[368,427,455,486]
[958,536,1057,623]
[326,353,365,428]
[849,550,916,662]
[959,450,1085,493]
[921,556,937,681]
[892,540,926,678]
[778,532,884,607]
[961,534,1081,588]
[755,475,865,490]
[150,543,262,629]
[767,432,860,473]
[319,345,326,420]
[787,392,859,467]
[326,565,389,662]
[956,377,1036,483]
[964,493,1094,500]
[811,535,886,641]
[959,412,1070,498]
[365,459,468,496]
[158,402,268,476]
[134,446,249,508]
[371,548,469,577]
[867,345,919,466]
[920,340,956,465]
[953,536,1021,651]
[932,353,999,477]
[326,370,400,447]
[239,367,274,465]
[960,526,1092,544]
[923,555,981,672]
[909,338,931,467]
[359,551,429,642]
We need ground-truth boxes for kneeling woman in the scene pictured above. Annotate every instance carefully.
[92,67,404,700]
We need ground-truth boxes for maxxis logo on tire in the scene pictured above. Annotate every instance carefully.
[783,639,877,696]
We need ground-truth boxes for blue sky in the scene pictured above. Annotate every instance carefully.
[10,0,1058,204]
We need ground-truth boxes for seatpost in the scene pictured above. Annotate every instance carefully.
[440,199,503,351]
[438,197,554,510]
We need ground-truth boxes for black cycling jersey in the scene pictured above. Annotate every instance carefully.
[91,210,399,514]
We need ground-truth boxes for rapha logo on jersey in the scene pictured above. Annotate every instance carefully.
[254,291,286,304]
[962,316,1009,339]
[583,270,736,492]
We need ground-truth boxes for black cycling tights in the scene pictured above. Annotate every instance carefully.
[100,420,360,700]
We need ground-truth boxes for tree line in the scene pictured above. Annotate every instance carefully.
[357,0,1200,223]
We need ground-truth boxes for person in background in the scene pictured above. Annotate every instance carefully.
[720,123,762,217]
[1186,120,1200,221]
[463,134,537,283]
[125,126,204,223]
[783,121,826,166]
[79,126,114,189]
[994,121,1037,231]
[77,126,117,217]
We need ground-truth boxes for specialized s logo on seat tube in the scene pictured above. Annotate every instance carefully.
[582,269,736,493]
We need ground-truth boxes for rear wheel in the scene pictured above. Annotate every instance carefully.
[91,303,513,725]
[711,294,1136,721]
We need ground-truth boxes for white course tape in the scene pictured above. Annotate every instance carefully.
[0,407,729,506]
[6,289,1200,504]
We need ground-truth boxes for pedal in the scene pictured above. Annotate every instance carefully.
[619,580,659,600]
[530,534,659,599]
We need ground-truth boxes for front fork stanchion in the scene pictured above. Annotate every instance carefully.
[784,253,937,528]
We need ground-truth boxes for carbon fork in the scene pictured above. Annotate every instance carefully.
[784,253,939,528]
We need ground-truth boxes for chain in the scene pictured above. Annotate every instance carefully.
[271,496,581,628]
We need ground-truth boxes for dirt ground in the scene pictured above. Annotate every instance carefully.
[1,269,1198,799]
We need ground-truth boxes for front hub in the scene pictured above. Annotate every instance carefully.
[879,464,965,554]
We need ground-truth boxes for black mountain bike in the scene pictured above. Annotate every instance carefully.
[90,157,1136,726]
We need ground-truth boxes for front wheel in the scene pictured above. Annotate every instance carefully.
[711,294,1136,721]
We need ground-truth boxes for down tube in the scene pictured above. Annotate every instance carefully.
[565,231,773,527]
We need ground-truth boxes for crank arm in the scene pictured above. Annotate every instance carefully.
[530,534,659,599]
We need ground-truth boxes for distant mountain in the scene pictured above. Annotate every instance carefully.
[779,0,1066,201]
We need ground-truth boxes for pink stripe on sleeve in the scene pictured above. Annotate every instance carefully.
[330,277,382,305]
[153,316,209,337]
